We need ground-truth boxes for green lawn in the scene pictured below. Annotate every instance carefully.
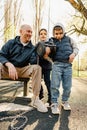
[73,70,87,77]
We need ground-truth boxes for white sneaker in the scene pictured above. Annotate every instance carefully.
[31,96,48,113]
[45,102,51,108]
[51,103,60,114]
[61,101,71,110]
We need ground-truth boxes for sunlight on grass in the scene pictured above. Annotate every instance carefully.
[73,70,87,77]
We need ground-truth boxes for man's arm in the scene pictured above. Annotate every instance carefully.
[0,41,18,80]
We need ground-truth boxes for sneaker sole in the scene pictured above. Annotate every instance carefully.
[51,108,60,114]
[52,111,60,114]
[45,103,51,108]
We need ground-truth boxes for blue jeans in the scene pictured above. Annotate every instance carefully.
[51,62,72,103]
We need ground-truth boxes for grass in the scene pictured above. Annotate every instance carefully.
[73,70,87,77]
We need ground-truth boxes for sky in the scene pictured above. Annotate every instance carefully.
[21,0,75,36]
[0,0,76,47]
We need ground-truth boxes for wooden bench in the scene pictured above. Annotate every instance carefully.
[1,78,29,96]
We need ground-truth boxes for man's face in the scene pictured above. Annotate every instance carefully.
[20,26,32,43]
[53,29,64,40]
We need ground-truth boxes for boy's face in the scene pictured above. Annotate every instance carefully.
[53,29,64,40]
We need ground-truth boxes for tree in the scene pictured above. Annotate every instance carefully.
[2,0,23,43]
[65,0,87,35]
[32,0,45,44]
[4,0,14,42]
[66,0,87,19]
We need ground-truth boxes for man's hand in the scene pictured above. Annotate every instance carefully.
[69,53,76,63]
[5,62,18,80]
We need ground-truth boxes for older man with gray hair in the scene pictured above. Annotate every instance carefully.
[0,24,48,113]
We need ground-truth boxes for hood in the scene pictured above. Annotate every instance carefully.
[53,23,65,34]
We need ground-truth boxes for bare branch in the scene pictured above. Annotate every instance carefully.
[65,0,87,19]
[66,24,87,35]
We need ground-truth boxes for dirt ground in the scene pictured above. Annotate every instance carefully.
[0,78,87,130]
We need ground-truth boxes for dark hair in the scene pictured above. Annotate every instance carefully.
[53,26,63,35]
[53,26,63,31]
[39,28,47,35]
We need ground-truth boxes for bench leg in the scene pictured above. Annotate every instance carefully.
[24,81,29,96]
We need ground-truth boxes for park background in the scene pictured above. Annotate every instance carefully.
[0,0,87,77]
[0,1,87,130]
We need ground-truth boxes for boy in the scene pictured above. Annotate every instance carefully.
[50,23,79,114]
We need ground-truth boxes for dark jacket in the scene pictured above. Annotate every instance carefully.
[39,57,52,70]
[0,36,37,67]
[36,42,52,70]
[51,35,73,62]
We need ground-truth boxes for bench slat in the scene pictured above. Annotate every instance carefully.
[1,78,30,96]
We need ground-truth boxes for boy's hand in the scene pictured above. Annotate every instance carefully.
[43,47,51,59]
[69,53,76,63]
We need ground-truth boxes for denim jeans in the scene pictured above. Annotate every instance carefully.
[51,62,72,104]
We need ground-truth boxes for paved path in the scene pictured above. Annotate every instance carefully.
[0,78,87,130]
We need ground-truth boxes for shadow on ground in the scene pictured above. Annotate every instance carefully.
[0,78,87,130]
[58,108,71,130]
[0,97,71,130]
